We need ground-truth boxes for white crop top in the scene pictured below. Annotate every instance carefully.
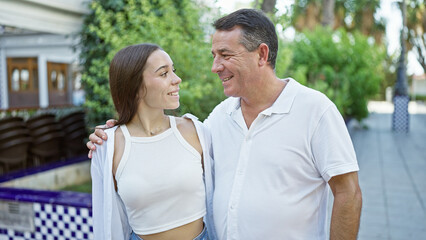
[114,116,206,235]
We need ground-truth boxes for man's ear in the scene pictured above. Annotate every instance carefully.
[258,43,269,67]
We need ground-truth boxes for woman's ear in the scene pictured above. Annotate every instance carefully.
[258,43,269,67]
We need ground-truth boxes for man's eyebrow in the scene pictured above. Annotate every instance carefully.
[212,48,232,54]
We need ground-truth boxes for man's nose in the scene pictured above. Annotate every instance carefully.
[211,57,223,73]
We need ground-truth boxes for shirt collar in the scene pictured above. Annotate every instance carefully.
[225,78,300,116]
[225,97,241,115]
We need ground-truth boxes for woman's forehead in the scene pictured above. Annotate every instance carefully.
[145,50,173,71]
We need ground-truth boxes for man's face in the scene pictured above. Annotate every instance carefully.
[211,27,259,98]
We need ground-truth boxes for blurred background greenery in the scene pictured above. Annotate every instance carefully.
[79,0,426,126]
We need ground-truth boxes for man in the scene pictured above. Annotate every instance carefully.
[88,9,362,240]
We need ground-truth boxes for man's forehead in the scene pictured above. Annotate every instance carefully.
[211,29,243,52]
[213,27,242,38]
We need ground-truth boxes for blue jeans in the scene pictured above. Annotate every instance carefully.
[130,225,208,240]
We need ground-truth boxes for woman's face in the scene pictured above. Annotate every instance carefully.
[139,50,182,110]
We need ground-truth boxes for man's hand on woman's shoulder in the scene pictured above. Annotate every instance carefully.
[87,119,118,158]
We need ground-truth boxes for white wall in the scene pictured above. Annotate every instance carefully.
[0,42,7,109]
[0,0,89,35]
[412,78,426,96]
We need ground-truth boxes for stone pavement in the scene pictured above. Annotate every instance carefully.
[328,101,426,240]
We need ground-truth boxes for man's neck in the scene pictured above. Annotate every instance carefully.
[240,77,287,129]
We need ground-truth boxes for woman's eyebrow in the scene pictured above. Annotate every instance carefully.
[155,65,168,73]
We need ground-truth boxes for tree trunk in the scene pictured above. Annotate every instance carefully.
[406,1,426,73]
[322,0,335,27]
[395,0,408,96]
[306,2,321,30]
[360,7,374,35]
[261,0,276,13]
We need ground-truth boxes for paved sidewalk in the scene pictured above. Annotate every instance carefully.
[331,101,426,240]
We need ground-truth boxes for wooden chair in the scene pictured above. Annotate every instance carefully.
[29,131,65,165]
[0,128,30,144]
[0,136,32,174]
[0,116,24,124]
[60,111,87,158]
[0,117,26,133]
[26,115,57,130]
[59,111,85,128]
[63,121,86,135]
[26,114,65,165]
[30,124,62,139]
[0,117,31,173]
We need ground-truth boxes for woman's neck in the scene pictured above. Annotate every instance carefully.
[127,110,170,137]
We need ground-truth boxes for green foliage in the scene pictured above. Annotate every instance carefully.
[61,180,92,193]
[275,40,293,78]
[282,27,386,121]
[79,0,224,126]
[410,94,426,101]
[290,0,385,44]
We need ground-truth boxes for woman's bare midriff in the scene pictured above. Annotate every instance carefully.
[138,218,204,240]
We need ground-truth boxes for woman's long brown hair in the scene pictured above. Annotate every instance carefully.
[109,43,162,126]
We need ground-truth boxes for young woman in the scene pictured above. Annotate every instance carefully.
[91,43,214,240]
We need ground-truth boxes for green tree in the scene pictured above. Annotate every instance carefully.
[283,27,386,121]
[79,0,224,126]
[291,0,385,43]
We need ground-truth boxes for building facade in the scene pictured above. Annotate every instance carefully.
[0,0,89,110]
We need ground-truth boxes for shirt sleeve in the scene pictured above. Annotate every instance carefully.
[92,127,131,240]
[184,114,218,240]
[91,143,106,240]
[311,105,359,182]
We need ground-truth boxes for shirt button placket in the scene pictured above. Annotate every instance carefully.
[227,133,251,240]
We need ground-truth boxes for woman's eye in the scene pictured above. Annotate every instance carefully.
[172,68,176,73]
[161,71,168,77]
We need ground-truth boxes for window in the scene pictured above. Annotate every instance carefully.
[47,62,68,92]
[7,58,38,92]
[11,68,20,91]
[47,62,70,106]
[21,69,29,90]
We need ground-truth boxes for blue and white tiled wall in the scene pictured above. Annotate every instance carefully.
[0,188,93,240]
[0,202,93,240]
[0,157,93,240]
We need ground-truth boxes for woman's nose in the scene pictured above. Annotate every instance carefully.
[172,72,182,85]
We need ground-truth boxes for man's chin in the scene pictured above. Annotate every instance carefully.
[223,88,236,97]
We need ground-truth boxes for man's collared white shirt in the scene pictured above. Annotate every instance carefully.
[204,78,359,240]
